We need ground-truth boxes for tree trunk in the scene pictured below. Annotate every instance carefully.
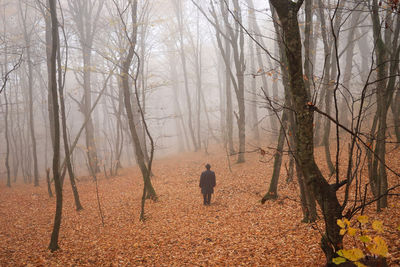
[269,0,343,262]
[247,0,277,133]
[174,0,198,151]
[48,0,62,252]
[340,6,362,128]
[303,0,313,98]
[224,38,235,155]
[56,29,83,211]
[3,39,11,187]
[228,0,246,163]
[120,0,156,201]
[392,90,400,143]
[67,0,104,174]
[248,22,260,145]
[369,2,400,210]
[19,0,40,186]
[168,44,188,152]
[4,87,11,188]
[261,110,288,202]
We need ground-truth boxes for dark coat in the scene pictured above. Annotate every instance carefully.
[199,170,216,194]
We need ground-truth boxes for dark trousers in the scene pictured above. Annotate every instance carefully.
[203,193,212,205]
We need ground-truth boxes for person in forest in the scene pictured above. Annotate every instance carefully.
[199,164,216,205]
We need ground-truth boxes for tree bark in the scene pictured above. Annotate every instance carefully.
[269,0,343,262]
[56,27,83,211]
[369,2,400,210]
[120,0,156,201]
[48,0,62,252]
[4,85,11,188]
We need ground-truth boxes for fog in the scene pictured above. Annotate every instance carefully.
[0,0,278,179]
[1,0,400,264]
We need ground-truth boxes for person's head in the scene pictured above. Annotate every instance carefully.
[205,163,211,170]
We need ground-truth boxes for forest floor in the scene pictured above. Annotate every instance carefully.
[0,144,399,266]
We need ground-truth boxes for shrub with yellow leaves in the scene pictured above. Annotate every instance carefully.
[332,216,389,267]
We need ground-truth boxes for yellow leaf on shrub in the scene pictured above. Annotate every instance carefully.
[340,248,364,262]
[359,235,371,243]
[337,219,346,228]
[340,229,347,235]
[372,220,383,233]
[348,227,357,236]
[332,256,347,265]
[357,215,368,224]
[368,236,388,257]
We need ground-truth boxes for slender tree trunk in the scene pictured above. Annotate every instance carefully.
[48,0,62,252]
[224,39,235,154]
[19,0,40,186]
[168,47,187,152]
[174,0,198,151]
[229,0,246,163]
[247,0,277,132]
[261,110,288,202]
[369,2,400,210]
[3,38,11,187]
[56,30,83,211]
[340,6,362,127]
[83,48,99,173]
[120,0,156,201]
[4,89,11,187]
[248,23,260,145]
[10,83,19,183]
[67,0,104,174]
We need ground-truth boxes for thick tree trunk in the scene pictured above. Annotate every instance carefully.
[303,0,313,98]
[269,0,343,262]
[392,91,400,143]
[46,168,53,198]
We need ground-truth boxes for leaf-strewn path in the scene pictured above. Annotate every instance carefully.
[1,146,399,266]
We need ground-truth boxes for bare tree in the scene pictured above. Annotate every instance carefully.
[113,0,157,206]
[172,0,198,151]
[67,0,104,173]
[18,0,40,186]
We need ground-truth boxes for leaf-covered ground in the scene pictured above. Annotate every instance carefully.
[0,145,399,266]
